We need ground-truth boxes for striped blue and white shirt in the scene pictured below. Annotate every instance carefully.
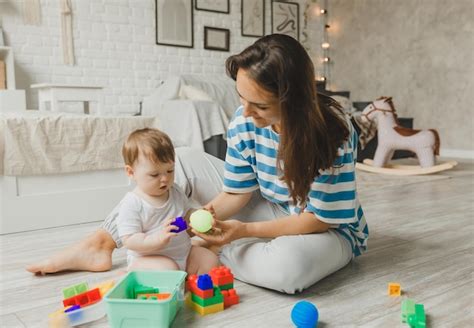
[223,106,368,257]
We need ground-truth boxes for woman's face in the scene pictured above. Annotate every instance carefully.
[236,69,281,131]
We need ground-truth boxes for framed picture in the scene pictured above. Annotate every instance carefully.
[271,1,299,40]
[156,0,193,48]
[241,0,265,37]
[195,0,230,14]
[204,27,230,51]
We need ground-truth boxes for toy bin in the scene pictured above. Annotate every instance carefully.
[104,270,187,328]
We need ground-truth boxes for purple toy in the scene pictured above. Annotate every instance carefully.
[172,216,188,233]
[64,305,81,313]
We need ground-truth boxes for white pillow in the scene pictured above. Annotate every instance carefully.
[178,84,213,101]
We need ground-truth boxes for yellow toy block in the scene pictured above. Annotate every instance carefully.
[48,308,71,328]
[388,282,401,296]
[186,293,224,315]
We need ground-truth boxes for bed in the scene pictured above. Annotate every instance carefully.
[1,75,239,234]
[0,112,161,234]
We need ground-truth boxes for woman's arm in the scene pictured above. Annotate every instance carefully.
[193,211,329,246]
[244,212,329,238]
[205,191,253,220]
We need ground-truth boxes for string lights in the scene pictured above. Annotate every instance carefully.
[319,0,330,83]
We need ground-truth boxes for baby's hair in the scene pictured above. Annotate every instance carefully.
[122,128,175,167]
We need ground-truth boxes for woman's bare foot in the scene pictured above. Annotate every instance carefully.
[26,229,116,275]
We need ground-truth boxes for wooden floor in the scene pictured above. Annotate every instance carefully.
[1,158,473,327]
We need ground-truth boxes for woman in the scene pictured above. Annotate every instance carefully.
[27,34,368,294]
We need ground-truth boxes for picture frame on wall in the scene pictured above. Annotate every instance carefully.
[156,0,193,48]
[204,27,230,51]
[241,0,265,37]
[195,0,230,14]
[271,1,299,40]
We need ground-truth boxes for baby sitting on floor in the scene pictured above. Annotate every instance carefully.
[115,128,218,274]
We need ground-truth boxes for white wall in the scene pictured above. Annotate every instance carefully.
[0,0,323,115]
[329,0,474,154]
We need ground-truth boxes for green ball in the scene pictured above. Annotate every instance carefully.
[190,209,213,233]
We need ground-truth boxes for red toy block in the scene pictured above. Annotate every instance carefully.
[63,288,101,308]
[221,288,239,308]
[209,266,234,286]
[186,275,213,299]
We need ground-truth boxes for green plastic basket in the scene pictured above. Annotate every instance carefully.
[104,270,187,328]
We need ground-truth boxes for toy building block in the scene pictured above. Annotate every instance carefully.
[407,303,426,328]
[136,292,171,300]
[191,287,223,307]
[62,286,77,299]
[197,274,214,290]
[187,275,214,298]
[218,282,234,291]
[92,280,115,297]
[209,266,234,286]
[63,288,101,308]
[172,216,188,233]
[186,293,224,316]
[64,305,80,313]
[401,299,416,323]
[221,288,240,308]
[132,284,159,299]
[388,282,401,296]
[48,309,70,328]
[62,282,89,299]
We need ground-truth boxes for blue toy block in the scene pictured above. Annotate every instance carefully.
[291,300,318,328]
[197,274,213,290]
[172,217,188,233]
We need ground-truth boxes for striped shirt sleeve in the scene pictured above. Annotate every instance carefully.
[222,108,259,193]
[305,129,359,224]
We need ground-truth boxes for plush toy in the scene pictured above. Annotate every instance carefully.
[356,97,457,175]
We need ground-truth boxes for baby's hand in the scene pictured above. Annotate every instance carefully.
[155,217,179,248]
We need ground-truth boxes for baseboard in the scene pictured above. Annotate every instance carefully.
[440,148,474,159]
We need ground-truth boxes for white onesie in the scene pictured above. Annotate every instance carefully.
[116,184,192,270]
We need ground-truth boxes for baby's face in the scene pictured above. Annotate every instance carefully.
[132,154,175,197]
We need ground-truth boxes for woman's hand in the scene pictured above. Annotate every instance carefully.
[192,219,245,246]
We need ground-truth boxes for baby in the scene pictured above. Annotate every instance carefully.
[116,128,218,275]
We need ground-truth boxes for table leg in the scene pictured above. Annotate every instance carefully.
[84,101,90,115]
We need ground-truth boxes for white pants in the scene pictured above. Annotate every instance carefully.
[103,147,352,294]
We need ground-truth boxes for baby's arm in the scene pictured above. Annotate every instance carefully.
[122,217,178,253]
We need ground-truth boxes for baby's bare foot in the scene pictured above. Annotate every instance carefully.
[26,229,115,275]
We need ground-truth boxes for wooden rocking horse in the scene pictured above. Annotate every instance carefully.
[355,97,457,175]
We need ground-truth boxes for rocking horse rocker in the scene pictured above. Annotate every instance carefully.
[355,97,457,175]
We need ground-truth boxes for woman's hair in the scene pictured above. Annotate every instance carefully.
[122,128,175,167]
[226,34,350,206]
